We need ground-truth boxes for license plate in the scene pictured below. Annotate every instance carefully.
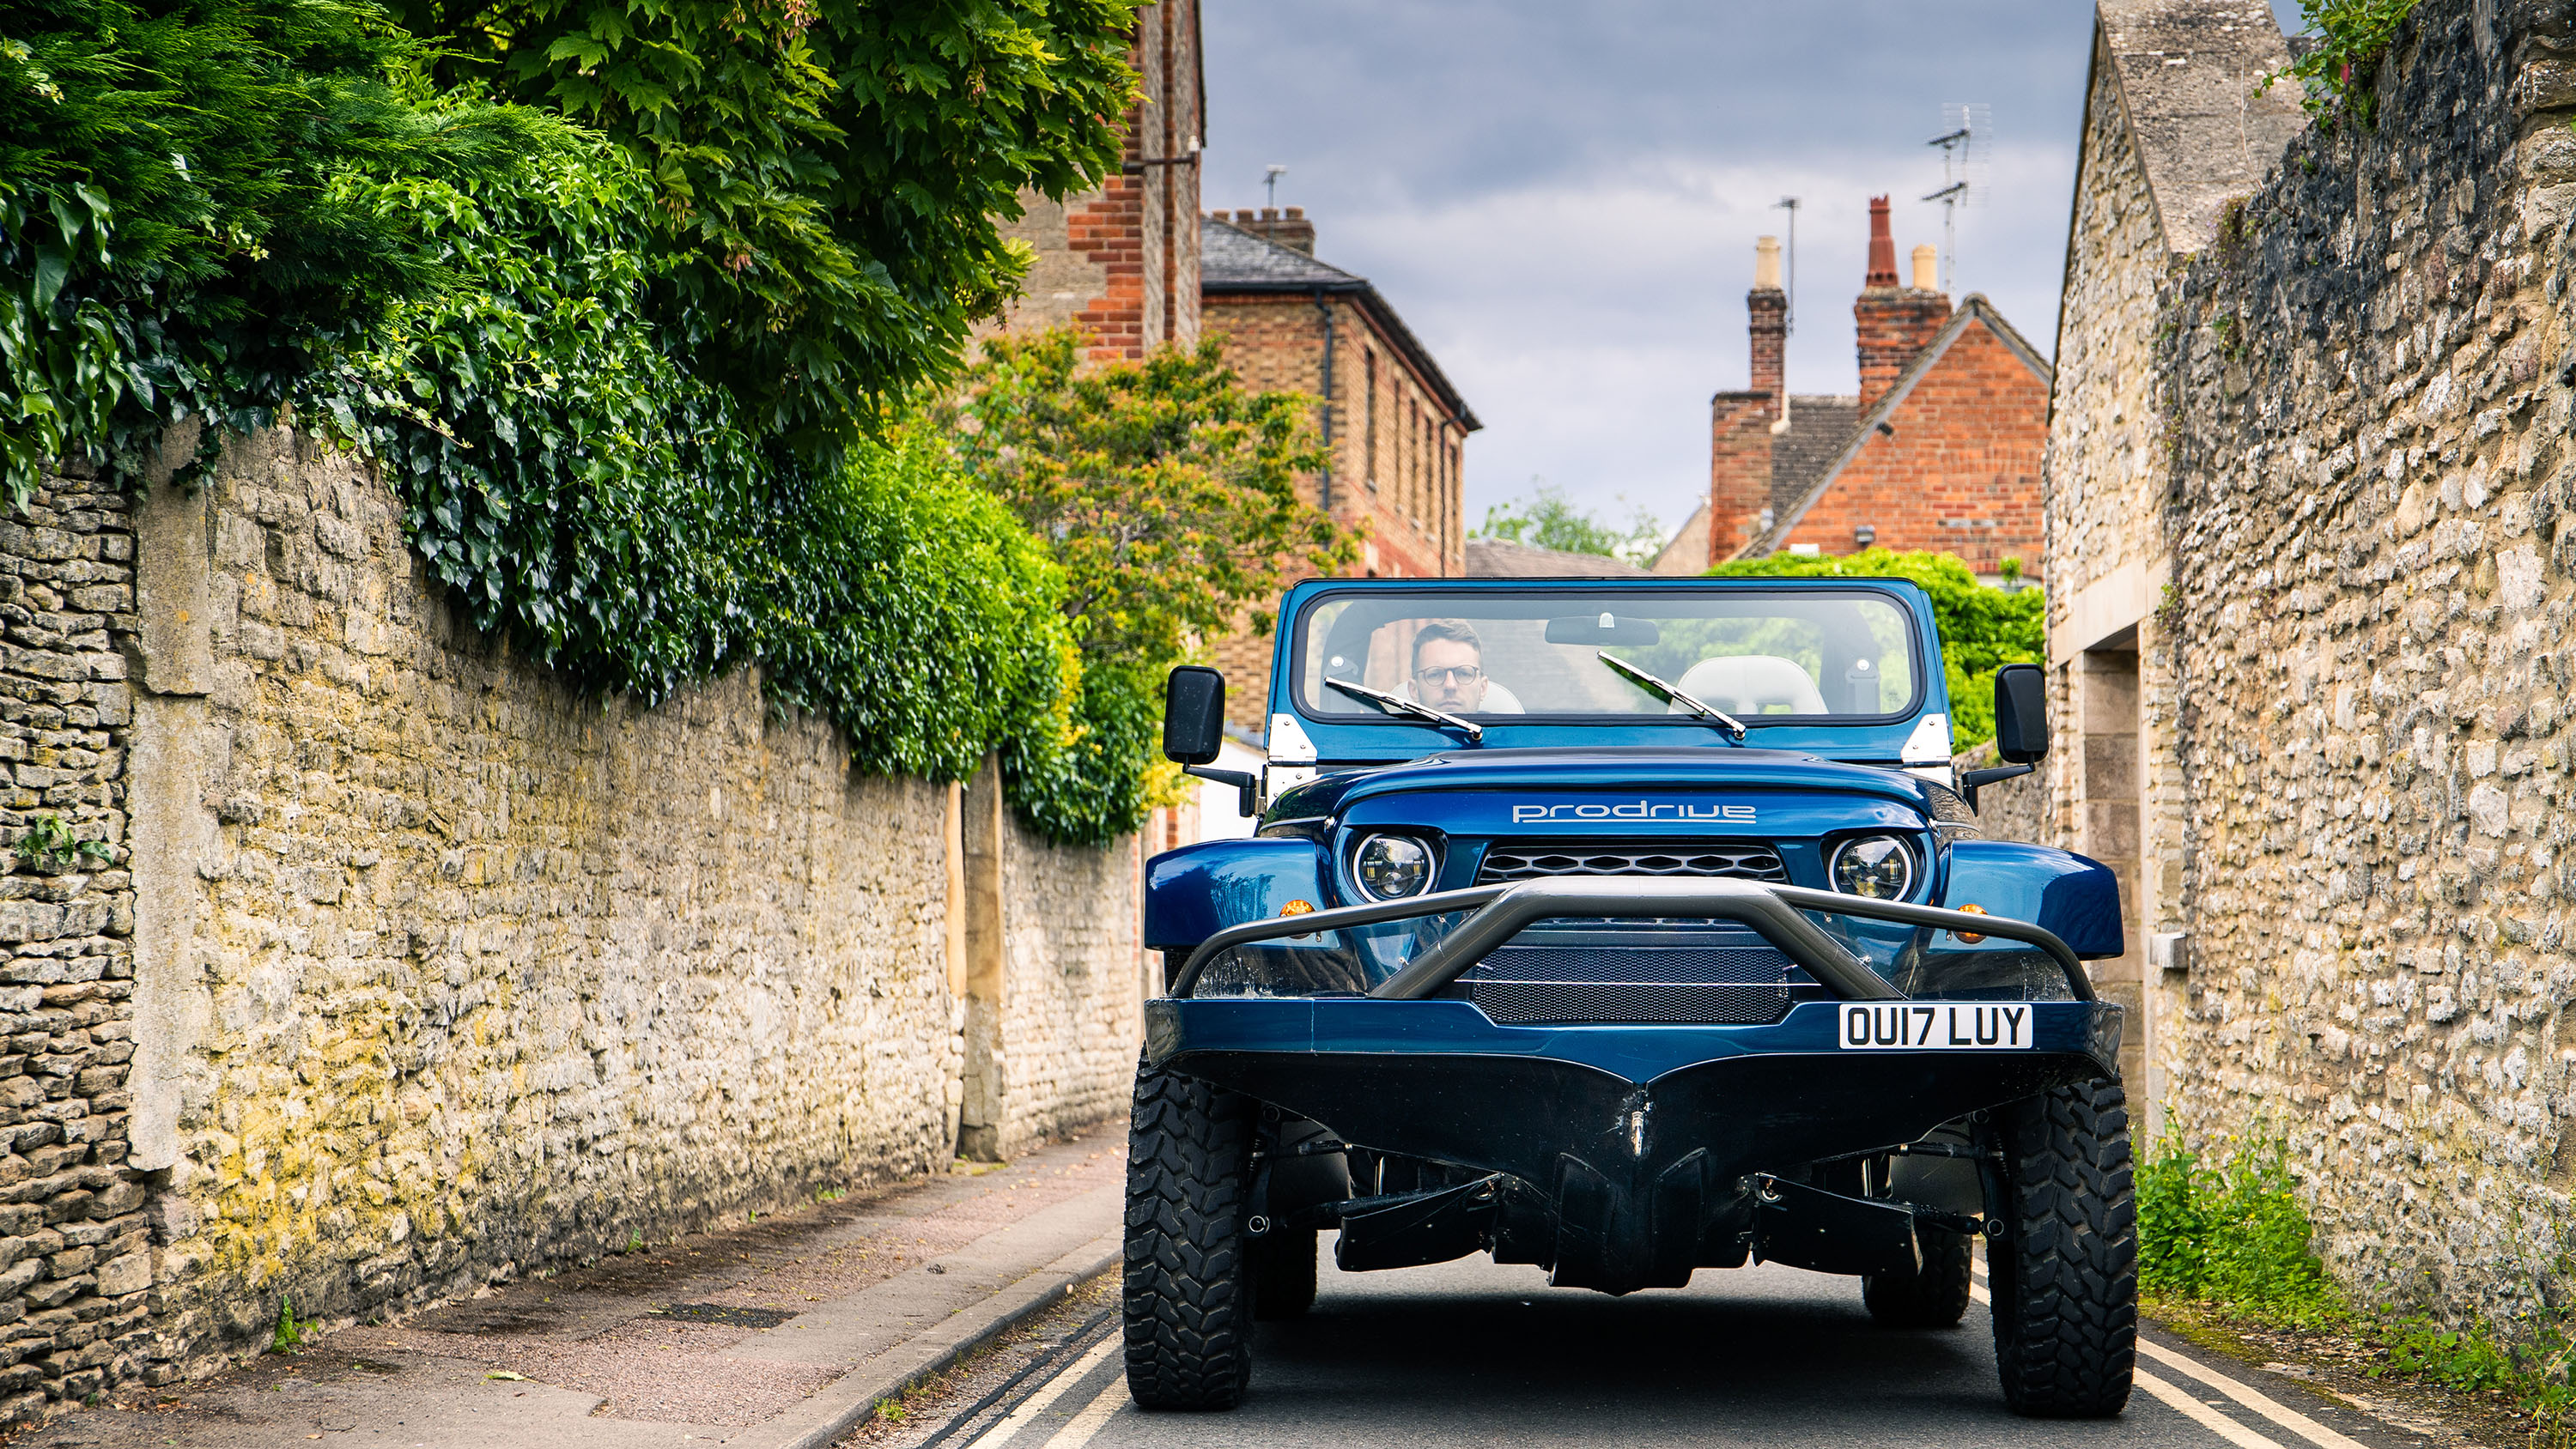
[1838,1002,2032,1051]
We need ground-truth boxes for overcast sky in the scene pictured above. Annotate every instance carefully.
[1198,0,2307,543]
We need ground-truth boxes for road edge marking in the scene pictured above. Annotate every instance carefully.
[1036,1366,1129,1449]
[2138,1368,2293,1449]
[2136,1338,2372,1449]
[966,1335,1121,1448]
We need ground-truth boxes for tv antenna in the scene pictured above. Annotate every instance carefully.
[1921,103,1989,293]
[1264,165,1288,209]
[1771,196,1801,336]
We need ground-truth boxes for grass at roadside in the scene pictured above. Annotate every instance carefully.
[2138,1135,2576,1441]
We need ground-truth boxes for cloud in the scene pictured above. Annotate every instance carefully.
[1200,0,2117,537]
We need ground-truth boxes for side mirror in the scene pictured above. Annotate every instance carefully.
[1993,663,2049,765]
[1163,666,1225,765]
[1163,666,1259,818]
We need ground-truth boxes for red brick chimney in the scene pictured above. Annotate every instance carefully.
[1853,196,1950,409]
[1748,234,1786,405]
[1709,236,1787,562]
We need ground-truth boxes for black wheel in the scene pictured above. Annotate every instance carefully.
[1123,1062,1255,1410]
[1249,1227,1318,1320]
[1863,1225,1972,1328]
[1989,1079,2136,1418]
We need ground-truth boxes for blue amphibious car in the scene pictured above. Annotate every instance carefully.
[1125,576,2135,1419]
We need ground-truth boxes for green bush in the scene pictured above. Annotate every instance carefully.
[1707,549,2042,749]
[2136,1137,2344,1329]
[762,430,1073,785]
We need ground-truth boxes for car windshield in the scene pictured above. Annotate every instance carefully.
[1291,587,1919,723]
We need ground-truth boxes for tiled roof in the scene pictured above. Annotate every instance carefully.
[1200,216,1480,432]
[1769,396,1862,515]
[1464,538,1650,579]
[1201,219,1365,289]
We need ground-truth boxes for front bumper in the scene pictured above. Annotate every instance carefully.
[1153,877,2119,1294]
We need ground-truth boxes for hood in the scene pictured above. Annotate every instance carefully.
[1267,746,1949,828]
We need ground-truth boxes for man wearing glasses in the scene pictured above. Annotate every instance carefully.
[1404,619,1523,714]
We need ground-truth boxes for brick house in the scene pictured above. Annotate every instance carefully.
[1201,209,1481,731]
[991,1,1205,359]
[1708,198,2051,584]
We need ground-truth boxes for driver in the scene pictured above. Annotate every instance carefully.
[1406,620,1523,714]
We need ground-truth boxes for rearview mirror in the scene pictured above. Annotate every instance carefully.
[1543,612,1661,646]
[1163,666,1225,765]
[1993,663,2048,765]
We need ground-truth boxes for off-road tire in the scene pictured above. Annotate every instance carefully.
[1989,1079,2136,1418]
[1124,1063,1255,1410]
[1249,1227,1318,1320]
[1863,1225,1972,1328]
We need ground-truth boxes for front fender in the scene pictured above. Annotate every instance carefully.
[1144,837,1329,951]
[1941,840,2123,959]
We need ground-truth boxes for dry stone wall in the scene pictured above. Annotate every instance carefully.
[0,464,151,1420]
[2146,0,2576,1324]
[54,427,1149,1401]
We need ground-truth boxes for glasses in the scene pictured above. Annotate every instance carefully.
[1412,665,1484,686]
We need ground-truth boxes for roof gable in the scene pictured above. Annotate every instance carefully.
[1200,215,1481,432]
[1735,296,2050,559]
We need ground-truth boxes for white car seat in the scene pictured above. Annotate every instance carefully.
[1673,655,1827,717]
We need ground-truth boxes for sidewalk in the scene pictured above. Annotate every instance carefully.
[17,1132,1126,1448]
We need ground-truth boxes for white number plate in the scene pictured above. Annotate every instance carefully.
[1839,1003,2033,1051]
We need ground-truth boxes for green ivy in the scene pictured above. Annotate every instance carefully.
[2262,0,2422,125]
[1707,548,2043,749]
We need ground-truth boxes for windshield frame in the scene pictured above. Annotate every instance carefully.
[1282,580,1930,734]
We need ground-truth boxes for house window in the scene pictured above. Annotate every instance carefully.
[1364,350,1379,492]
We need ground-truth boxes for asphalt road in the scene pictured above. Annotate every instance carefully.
[913,1241,2439,1449]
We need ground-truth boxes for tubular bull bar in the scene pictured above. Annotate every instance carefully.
[1167,875,2095,1003]
[1151,876,2118,1295]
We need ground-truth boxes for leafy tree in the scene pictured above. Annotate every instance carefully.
[934,327,1352,841]
[1474,482,1665,566]
[384,0,1145,455]
[0,0,535,498]
[1710,548,2043,749]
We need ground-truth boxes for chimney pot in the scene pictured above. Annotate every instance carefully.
[1285,206,1305,219]
[1753,235,1783,292]
[1261,207,1279,221]
[1864,196,1899,288]
[1911,245,1938,292]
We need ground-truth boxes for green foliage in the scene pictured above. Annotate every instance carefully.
[0,0,539,501]
[2262,0,2422,125]
[1706,549,2043,749]
[12,813,111,873]
[2136,1137,2345,1329]
[271,1294,317,1352]
[761,427,1073,785]
[1474,482,1665,567]
[387,0,1145,455]
[936,328,1349,844]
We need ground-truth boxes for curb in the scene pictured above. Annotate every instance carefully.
[726,1233,1123,1449]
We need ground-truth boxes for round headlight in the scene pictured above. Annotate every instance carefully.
[1830,835,1916,900]
[1352,834,1433,900]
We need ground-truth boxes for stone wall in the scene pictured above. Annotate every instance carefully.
[91,429,1143,1395]
[0,464,152,1419]
[2132,0,2576,1323]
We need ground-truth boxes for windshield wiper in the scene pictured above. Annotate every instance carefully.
[1596,651,1748,741]
[1325,677,1485,744]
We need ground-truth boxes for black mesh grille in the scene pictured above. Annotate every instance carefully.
[1469,979,1793,1025]
[1475,841,1789,885]
[1456,935,1798,1026]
